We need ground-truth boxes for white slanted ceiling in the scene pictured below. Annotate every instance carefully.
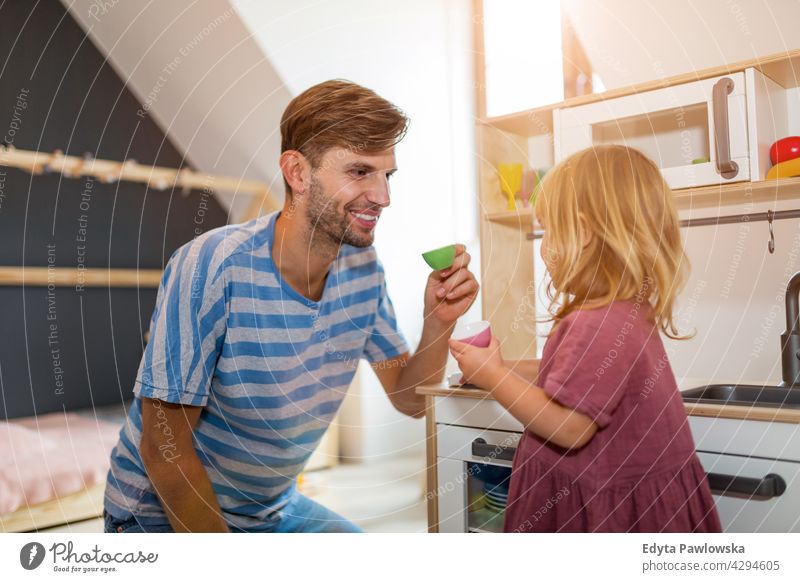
[563,0,800,90]
[62,0,291,220]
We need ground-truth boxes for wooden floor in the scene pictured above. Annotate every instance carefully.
[34,454,427,533]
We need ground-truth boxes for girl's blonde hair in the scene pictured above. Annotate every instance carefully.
[534,145,689,339]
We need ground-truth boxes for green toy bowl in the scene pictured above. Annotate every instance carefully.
[422,244,456,270]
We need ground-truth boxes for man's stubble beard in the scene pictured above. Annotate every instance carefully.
[304,176,373,250]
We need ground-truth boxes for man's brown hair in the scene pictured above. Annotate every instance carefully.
[280,80,409,193]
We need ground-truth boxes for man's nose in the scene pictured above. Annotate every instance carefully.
[366,175,391,207]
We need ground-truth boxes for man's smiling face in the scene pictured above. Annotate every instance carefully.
[304,147,397,248]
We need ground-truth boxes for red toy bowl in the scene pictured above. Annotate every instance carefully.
[770,136,800,165]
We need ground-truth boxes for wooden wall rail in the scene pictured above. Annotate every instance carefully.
[0,267,162,288]
[0,144,277,199]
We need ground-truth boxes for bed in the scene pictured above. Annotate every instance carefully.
[0,400,339,532]
[0,403,128,532]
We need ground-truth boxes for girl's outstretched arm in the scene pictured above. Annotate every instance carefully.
[504,358,540,383]
[449,338,597,450]
[488,370,598,449]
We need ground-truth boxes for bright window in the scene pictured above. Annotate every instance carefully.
[483,0,564,117]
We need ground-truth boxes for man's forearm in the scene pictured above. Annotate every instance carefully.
[143,451,229,532]
[393,322,454,417]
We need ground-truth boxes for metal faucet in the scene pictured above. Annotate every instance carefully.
[781,271,800,387]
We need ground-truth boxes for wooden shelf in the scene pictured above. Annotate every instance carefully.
[484,209,545,241]
[672,177,800,211]
[478,107,554,137]
[481,179,800,246]
[485,208,534,223]
[479,48,800,138]
[483,178,800,223]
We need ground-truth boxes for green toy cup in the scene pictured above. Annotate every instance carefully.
[422,244,456,270]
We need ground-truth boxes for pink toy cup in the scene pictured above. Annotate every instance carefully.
[452,320,492,348]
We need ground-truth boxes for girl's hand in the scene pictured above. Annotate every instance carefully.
[448,335,506,391]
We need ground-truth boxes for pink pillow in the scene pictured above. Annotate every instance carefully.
[0,412,120,515]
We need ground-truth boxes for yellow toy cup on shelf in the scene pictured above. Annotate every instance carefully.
[497,163,523,211]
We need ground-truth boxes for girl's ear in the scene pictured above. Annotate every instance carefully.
[279,150,312,197]
[577,213,593,250]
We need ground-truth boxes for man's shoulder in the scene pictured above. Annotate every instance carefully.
[170,213,274,275]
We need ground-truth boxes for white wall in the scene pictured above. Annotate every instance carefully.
[231,0,478,460]
[563,0,800,90]
[665,212,800,386]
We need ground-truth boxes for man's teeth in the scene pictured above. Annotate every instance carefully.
[352,212,378,222]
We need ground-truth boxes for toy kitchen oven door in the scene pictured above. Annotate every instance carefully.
[435,425,521,533]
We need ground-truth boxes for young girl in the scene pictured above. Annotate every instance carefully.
[449,145,721,533]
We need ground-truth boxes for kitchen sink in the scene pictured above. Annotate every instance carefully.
[681,384,800,409]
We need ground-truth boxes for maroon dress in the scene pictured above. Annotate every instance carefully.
[503,300,721,533]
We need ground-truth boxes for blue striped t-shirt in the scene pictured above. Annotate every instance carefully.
[103,211,408,531]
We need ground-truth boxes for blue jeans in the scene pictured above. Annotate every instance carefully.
[104,491,362,533]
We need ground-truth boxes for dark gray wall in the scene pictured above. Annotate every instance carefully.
[0,0,229,419]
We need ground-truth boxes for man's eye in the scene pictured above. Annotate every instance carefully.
[351,169,368,178]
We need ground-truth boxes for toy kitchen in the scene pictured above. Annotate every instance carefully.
[420,48,800,534]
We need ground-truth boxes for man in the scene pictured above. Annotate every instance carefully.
[103,80,479,532]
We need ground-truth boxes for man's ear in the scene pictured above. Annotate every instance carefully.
[577,213,593,250]
[279,150,312,197]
